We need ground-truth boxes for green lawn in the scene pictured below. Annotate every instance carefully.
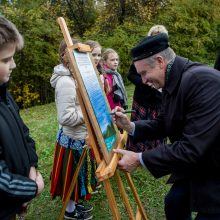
[20,84,170,220]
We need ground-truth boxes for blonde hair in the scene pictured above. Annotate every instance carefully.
[147,25,168,36]
[102,48,118,62]
[0,16,23,50]
[84,40,101,50]
[102,48,119,95]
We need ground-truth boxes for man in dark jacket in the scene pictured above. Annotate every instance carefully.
[0,16,44,220]
[113,33,220,220]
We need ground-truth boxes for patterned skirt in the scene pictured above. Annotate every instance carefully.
[50,128,97,202]
[126,100,166,152]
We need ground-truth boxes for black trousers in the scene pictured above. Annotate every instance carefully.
[195,213,220,220]
[165,181,220,220]
[165,181,192,220]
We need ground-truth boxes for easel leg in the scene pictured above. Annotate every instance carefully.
[135,207,142,220]
[124,172,148,220]
[58,146,89,220]
[114,170,135,220]
[103,179,121,220]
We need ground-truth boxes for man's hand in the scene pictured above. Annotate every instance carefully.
[113,149,140,172]
[112,106,134,133]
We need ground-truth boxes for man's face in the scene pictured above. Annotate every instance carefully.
[0,43,16,83]
[134,56,166,89]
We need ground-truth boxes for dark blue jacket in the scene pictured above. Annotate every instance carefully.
[0,84,38,219]
[133,56,220,213]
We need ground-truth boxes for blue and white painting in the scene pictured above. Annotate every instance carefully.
[73,50,117,152]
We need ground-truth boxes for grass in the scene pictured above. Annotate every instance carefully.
[20,84,170,220]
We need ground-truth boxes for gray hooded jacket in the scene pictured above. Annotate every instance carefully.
[50,64,87,140]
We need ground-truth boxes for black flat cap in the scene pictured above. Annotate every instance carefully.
[131,33,169,62]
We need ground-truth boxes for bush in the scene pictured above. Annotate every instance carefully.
[10,81,40,108]
[153,0,220,64]
[0,3,62,106]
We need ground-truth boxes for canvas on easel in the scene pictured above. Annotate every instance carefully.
[71,49,130,180]
[72,49,119,163]
[57,17,148,220]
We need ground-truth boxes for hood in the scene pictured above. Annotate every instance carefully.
[50,64,71,88]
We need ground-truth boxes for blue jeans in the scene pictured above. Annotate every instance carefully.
[165,181,192,220]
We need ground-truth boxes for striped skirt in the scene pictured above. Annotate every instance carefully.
[50,128,97,202]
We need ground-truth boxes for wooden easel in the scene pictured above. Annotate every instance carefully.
[57,17,148,220]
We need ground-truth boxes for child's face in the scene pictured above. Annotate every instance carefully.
[0,43,16,83]
[91,46,101,66]
[104,52,119,71]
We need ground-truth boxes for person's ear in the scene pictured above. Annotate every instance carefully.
[156,56,165,69]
